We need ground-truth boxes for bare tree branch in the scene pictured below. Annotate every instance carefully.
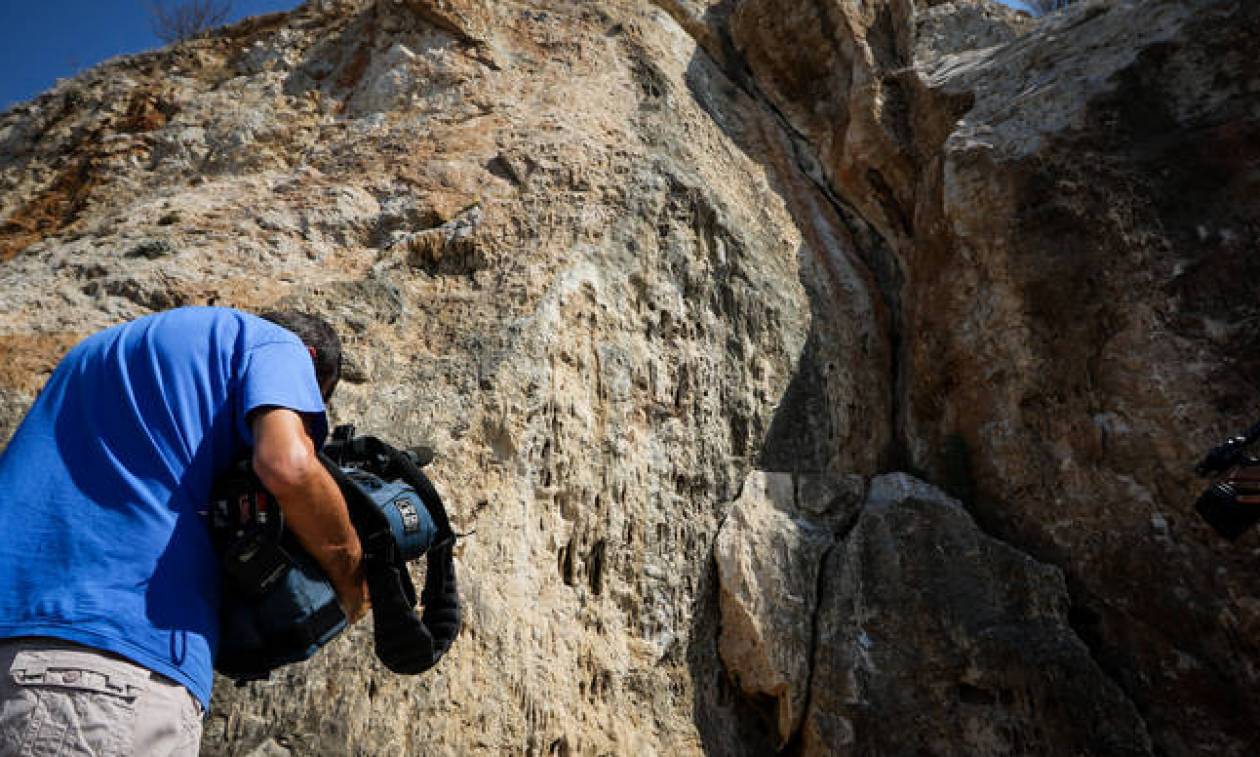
[149,0,234,44]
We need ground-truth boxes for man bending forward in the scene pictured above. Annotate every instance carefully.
[0,306,368,755]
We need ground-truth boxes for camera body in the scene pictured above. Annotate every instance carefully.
[208,460,439,678]
[1194,429,1260,540]
[206,427,460,683]
[1195,478,1260,540]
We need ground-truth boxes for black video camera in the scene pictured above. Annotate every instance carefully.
[210,426,461,683]
[1193,423,1260,540]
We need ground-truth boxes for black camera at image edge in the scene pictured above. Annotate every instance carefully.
[1195,479,1260,541]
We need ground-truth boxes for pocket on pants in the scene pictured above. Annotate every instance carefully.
[1,649,143,757]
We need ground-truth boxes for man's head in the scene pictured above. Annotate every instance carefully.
[258,310,343,401]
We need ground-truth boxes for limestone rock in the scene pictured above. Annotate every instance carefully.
[728,0,925,254]
[0,0,1257,754]
[714,471,863,746]
[0,1,864,754]
[905,2,1260,752]
[712,0,1260,752]
[802,474,1153,756]
[914,1,1033,64]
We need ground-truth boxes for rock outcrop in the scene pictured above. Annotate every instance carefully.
[806,475,1149,756]
[0,0,1257,754]
[714,471,864,747]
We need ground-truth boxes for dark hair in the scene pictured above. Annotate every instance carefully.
[258,310,343,400]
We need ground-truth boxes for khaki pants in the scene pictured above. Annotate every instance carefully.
[0,638,202,756]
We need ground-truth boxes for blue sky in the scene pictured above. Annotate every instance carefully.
[0,0,1038,112]
[0,1,300,110]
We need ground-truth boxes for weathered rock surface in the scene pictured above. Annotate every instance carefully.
[914,0,1033,64]
[0,1,880,754]
[908,2,1260,753]
[717,472,1153,756]
[802,474,1151,756]
[705,0,1260,752]
[1,0,1257,754]
[714,471,863,746]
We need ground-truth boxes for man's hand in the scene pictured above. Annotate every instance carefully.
[251,407,370,623]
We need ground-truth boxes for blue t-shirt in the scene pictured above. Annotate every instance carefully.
[0,307,328,709]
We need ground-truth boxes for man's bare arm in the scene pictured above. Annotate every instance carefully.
[251,407,369,623]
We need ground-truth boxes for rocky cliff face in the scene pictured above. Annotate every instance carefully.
[0,0,1256,754]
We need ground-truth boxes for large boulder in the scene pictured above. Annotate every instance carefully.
[714,471,864,746]
[802,474,1151,756]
